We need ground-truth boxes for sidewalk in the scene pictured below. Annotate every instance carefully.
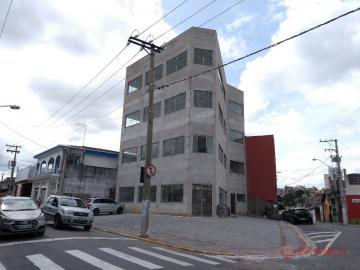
[93,214,314,258]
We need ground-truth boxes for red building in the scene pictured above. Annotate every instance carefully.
[346,173,360,224]
[245,135,277,216]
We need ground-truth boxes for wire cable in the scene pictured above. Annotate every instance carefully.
[0,0,13,40]
[156,6,360,90]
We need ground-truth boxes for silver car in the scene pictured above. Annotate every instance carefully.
[85,198,125,216]
[42,195,93,230]
[0,196,46,236]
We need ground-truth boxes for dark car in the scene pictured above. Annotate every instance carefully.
[288,208,313,224]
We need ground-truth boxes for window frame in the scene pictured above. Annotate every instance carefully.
[194,90,212,108]
[145,64,163,84]
[125,110,141,127]
[143,102,161,121]
[230,160,245,175]
[163,136,185,157]
[194,48,213,66]
[228,100,243,115]
[193,135,213,154]
[166,51,187,75]
[229,129,244,144]
[161,184,183,203]
[127,75,142,94]
[165,92,186,115]
[119,186,135,202]
[121,147,137,163]
[140,142,159,160]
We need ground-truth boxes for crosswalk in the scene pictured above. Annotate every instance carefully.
[306,231,341,245]
[0,245,237,269]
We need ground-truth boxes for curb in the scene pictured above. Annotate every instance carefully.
[93,225,313,258]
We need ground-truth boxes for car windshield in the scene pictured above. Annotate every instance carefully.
[295,209,308,214]
[0,198,38,211]
[60,198,85,208]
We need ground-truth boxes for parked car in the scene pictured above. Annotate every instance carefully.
[42,195,93,230]
[0,196,46,236]
[288,208,313,224]
[85,198,125,216]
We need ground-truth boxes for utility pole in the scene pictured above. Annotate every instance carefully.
[6,144,21,196]
[127,35,163,237]
[320,139,347,224]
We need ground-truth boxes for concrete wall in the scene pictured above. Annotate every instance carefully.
[116,27,246,216]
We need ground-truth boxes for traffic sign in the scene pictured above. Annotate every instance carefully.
[146,164,156,177]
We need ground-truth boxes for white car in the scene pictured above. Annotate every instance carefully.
[85,198,125,216]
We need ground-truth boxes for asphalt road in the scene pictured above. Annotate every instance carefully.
[0,222,359,270]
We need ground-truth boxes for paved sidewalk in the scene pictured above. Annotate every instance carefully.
[93,214,313,257]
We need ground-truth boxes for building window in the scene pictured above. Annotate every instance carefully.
[219,188,226,205]
[165,93,186,114]
[224,154,227,169]
[166,51,187,75]
[237,194,246,202]
[193,135,213,154]
[138,186,157,202]
[218,144,224,164]
[140,142,159,160]
[217,68,226,99]
[194,48,213,66]
[145,65,163,84]
[119,187,135,202]
[125,110,140,127]
[229,100,243,115]
[194,90,212,108]
[218,104,226,133]
[229,130,244,143]
[143,102,161,121]
[127,75,142,94]
[122,147,137,163]
[163,136,185,157]
[230,160,245,174]
[161,184,183,202]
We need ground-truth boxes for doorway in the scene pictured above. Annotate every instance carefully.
[230,193,236,215]
[192,184,212,216]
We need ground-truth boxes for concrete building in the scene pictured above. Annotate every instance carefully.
[116,27,246,216]
[16,145,119,203]
[345,173,360,224]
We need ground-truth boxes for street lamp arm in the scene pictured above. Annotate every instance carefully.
[0,105,20,110]
[312,158,331,168]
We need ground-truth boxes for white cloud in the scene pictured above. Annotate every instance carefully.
[240,0,360,187]
[225,15,252,32]
[218,35,247,60]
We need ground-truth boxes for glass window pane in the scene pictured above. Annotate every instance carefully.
[127,75,142,93]
[167,51,187,75]
[230,160,245,174]
[165,93,185,114]
[122,147,137,163]
[194,90,212,108]
[141,142,159,160]
[125,111,140,127]
[229,100,243,114]
[145,65,163,84]
[229,130,244,143]
[194,48,213,66]
[144,102,161,121]
[207,136,213,154]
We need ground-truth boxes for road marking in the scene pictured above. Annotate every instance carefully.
[309,234,338,239]
[26,254,65,270]
[203,255,237,263]
[129,247,193,267]
[153,247,220,265]
[0,262,6,270]
[66,250,124,270]
[99,248,163,269]
[320,232,342,256]
[0,237,134,247]
[306,231,338,236]
[314,239,332,243]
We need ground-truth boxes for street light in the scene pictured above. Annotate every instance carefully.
[312,158,331,168]
[0,105,20,110]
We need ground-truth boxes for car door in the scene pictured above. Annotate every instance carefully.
[106,199,117,212]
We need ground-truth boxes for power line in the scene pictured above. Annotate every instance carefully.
[154,0,218,41]
[198,0,246,27]
[0,0,13,40]
[157,6,360,90]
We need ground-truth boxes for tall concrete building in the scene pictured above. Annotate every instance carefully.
[116,27,246,216]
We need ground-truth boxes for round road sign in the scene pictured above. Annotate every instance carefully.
[146,164,156,177]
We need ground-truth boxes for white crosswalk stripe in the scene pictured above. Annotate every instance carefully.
[203,255,237,263]
[306,231,338,236]
[129,247,193,267]
[65,250,124,270]
[314,239,332,243]
[153,247,220,265]
[0,262,7,270]
[26,254,65,270]
[309,234,338,239]
[99,247,163,269]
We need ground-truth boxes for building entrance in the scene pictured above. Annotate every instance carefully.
[192,184,212,216]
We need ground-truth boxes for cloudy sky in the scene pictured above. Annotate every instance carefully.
[0,0,359,188]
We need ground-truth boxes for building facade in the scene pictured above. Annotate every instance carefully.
[345,173,360,224]
[116,27,246,216]
[16,145,119,204]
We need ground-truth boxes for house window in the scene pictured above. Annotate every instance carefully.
[140,142,159,160]
[165,93,186,114]
[127,75,142,94]
[230,160,245,174]
[237,194,246,202]
[161,184,183,202]
[122,147,137,163]
[119,187,135,202]
[229,100,243,115]
[143,102,161,121]
[194,48,213,66]
[229,130,244,143]
[218,144,224,164]
[138,186,157,202]
[163,136,185,157]
[145,65,163,84]
[194,90,212,108]
[193,135,213,154]
[125,110,140,127]
[166,51,187,75]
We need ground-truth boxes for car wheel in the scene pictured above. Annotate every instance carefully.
[84,225,92,231]
[54,215,62,229]
[93,209,100,216]
[37,230,45,236]
[117,207,123,214]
